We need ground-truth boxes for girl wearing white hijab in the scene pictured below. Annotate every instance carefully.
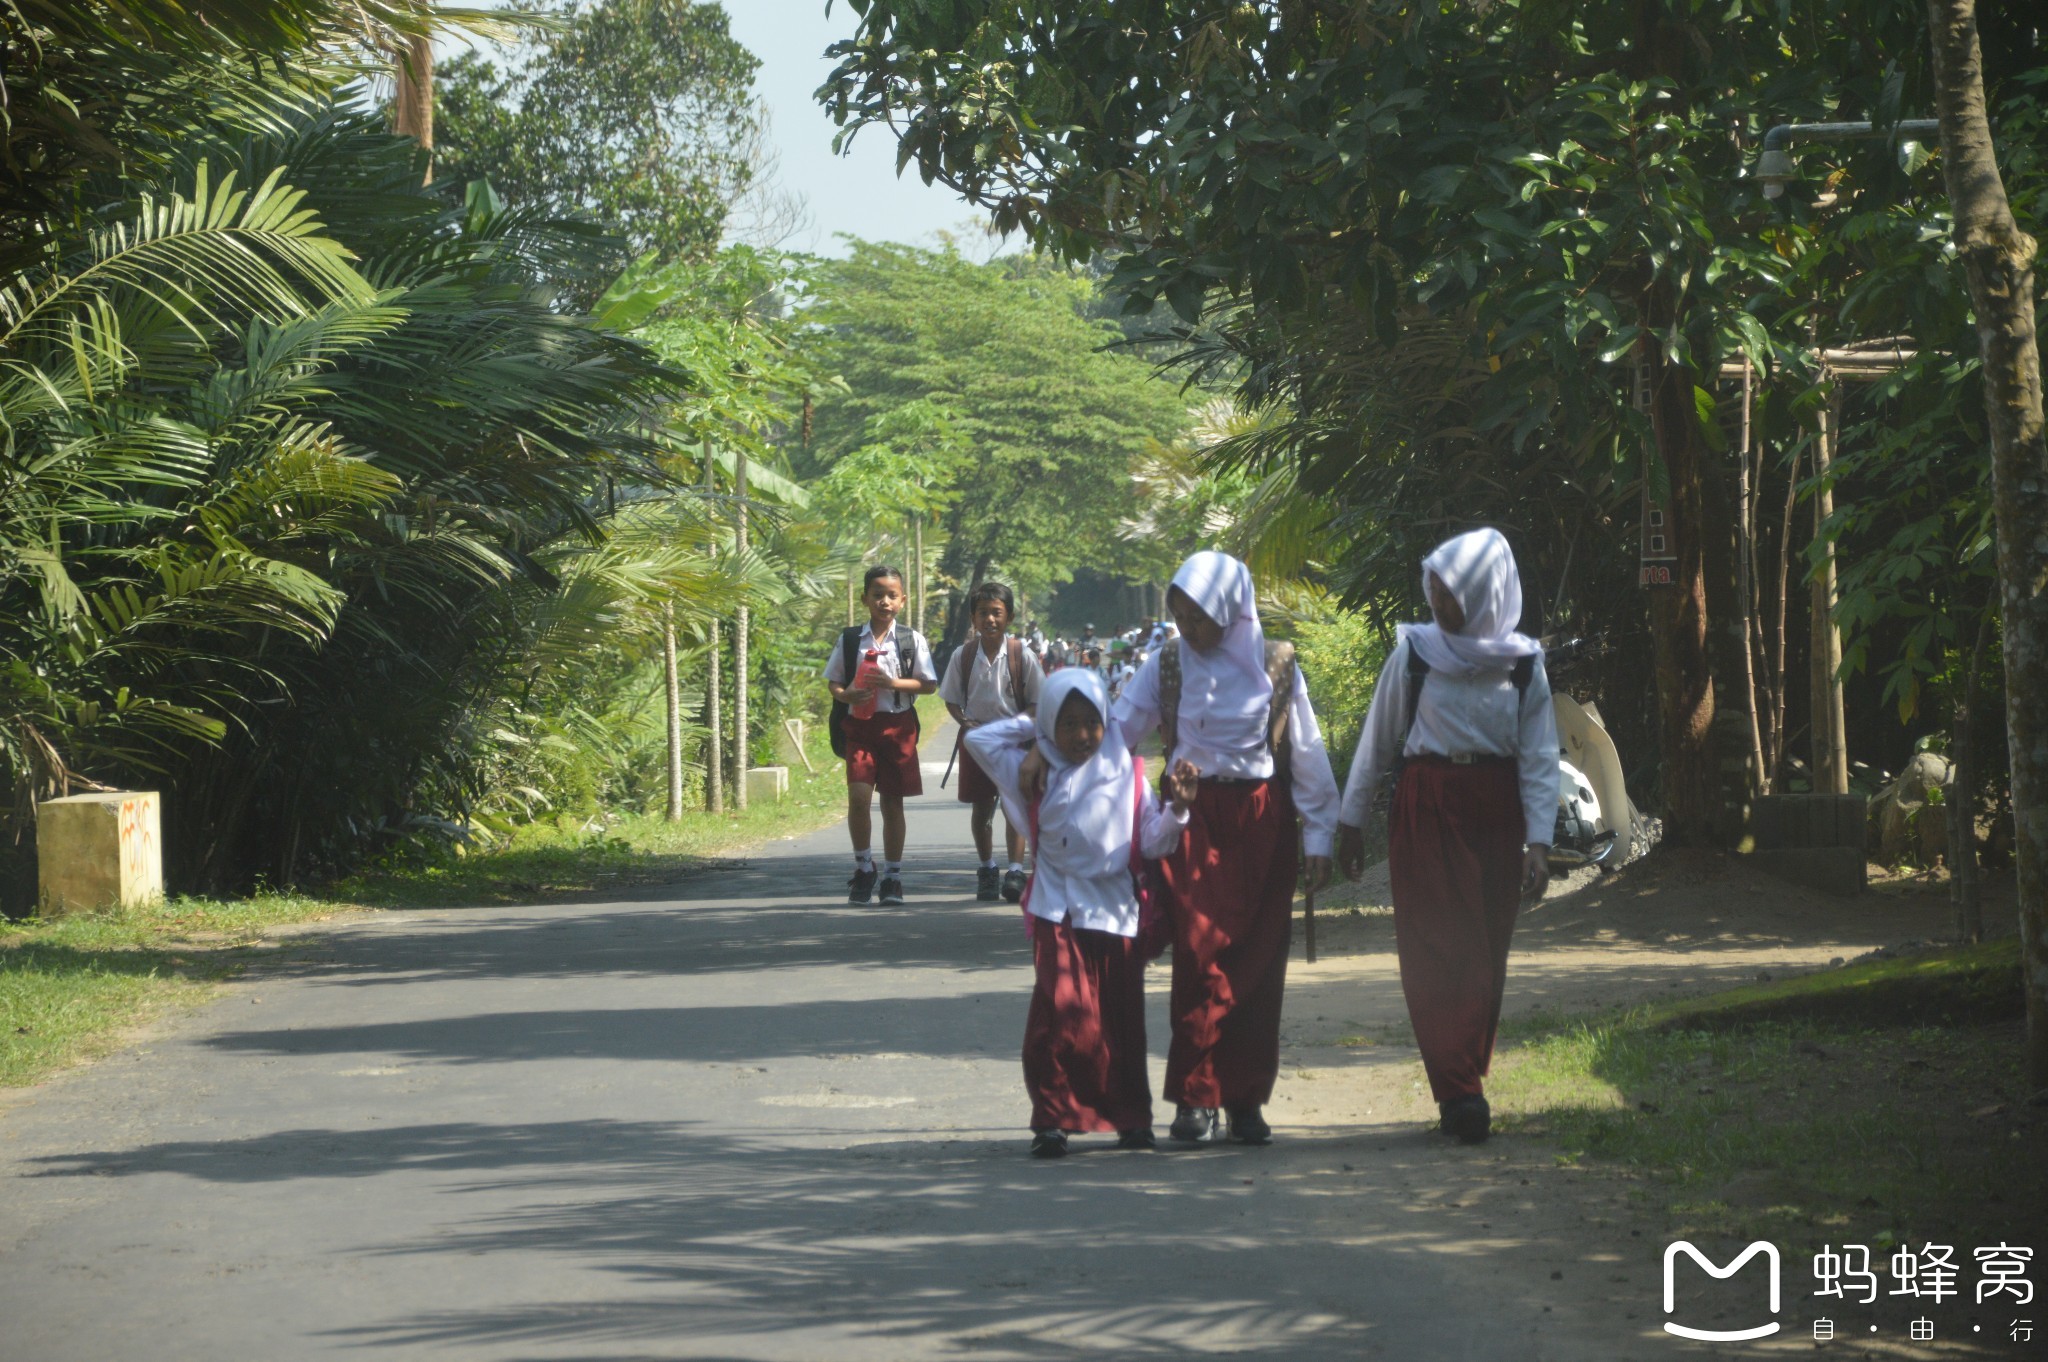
[967,668,1195,1157]
[1335,527,1559,1145]
[1103,550,1342,1147]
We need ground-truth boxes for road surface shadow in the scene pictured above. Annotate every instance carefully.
[30,1119,1624,1359]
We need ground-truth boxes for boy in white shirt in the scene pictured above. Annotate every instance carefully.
[824,565,939,906]
[939,581,1044,901]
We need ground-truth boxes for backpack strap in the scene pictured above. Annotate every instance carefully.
[838,626,862,695]
[898,629,920,728]
[1511,653,1534,697]
[1369,641,1432,815]
[1401,642,1431,749]
[1159,638,1182,765]
[1263,639,1298,786]
[1007,636,1026,708]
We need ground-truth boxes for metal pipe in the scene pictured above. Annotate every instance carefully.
[1754,119,1939,198]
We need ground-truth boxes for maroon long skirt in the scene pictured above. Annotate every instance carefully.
[1023,917,1152,1133]
[1388,756,1525,1103]
[1158,779,1297,1109]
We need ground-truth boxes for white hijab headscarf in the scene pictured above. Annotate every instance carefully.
[1031,668,1136,879]
[1399,527,1542,675]
[1169,550,1273,753]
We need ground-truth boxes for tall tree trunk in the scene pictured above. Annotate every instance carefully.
[663,602,683,822]
[733,450,749,810]
[702,440,723,814]
[1735,361,1768,792]
[1646,350,1718,845]
[391,35,434,184]
[1699,387,1760,841]
[1808,389,1851,794]
[705,619,723,814]
[1928,0,2048,1085]
[1953,598,1993,942]
[1766,434,1801,786]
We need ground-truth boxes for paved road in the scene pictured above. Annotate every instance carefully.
[1,741,1640,1360]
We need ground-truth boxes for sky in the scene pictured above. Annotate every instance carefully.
[721,1,1000,257]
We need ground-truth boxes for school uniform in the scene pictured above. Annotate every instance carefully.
[969,671,1186,1136]
[1338,528,1558,1113]
[938,637,1045,805]
[823,621,937,797]
[1113,553,1341,1122]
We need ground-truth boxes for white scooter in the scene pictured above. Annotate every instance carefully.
[1549,693,1655,871]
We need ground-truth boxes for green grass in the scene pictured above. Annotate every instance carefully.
[1488,939,2045,1244]
[335,694,949,908]
[1644,936,2021,1030]
[0,893,350,1087]
[2,698,951,1086]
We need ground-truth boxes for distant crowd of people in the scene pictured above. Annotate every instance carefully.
[823,536,1557,1158]
[1005,616,1174,703]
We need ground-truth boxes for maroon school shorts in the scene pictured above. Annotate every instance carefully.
[956,739,998,805]
[843,708,923,797]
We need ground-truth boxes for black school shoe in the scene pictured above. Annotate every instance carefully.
[1441,1094,1491,1144]
[976,866,1001,901]
[848,865,878,904]
[1030,1129,1069,1159]
[1117,1128,1156,1151]
[1001,867,1027,902]
[878,874,905,905]
[1225,1105,1272,1146]
[1169,1104,1222,1144]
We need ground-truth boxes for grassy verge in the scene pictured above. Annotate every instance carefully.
[0,894,353,1087]
[2,697,950,1087]
[334,693,949,908]
[1488,939,2045,1246]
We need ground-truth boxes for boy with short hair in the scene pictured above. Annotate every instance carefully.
[939,581,1043,902]
[825,565,938,905]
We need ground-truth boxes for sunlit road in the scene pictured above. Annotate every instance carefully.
[0,734,1636,1360]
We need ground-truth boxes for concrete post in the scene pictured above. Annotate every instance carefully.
[37,792,163,914]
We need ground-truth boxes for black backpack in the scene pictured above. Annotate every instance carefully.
[1372,643,1536,813]
[827,625,921,758]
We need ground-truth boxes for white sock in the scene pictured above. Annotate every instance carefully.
[855,850,873,869]
[1008,861,1024,874]
[982,858,1000,870]
[884,861,903,876]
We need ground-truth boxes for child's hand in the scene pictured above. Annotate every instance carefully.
[1019,746,1050,801]
[1165,759,1199,813]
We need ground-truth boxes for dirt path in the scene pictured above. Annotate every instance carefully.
[1277,851,2016,1360]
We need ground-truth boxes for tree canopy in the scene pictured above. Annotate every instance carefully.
[798,241,1189,638]
[436,0,760,262]
[819,0,2046,843]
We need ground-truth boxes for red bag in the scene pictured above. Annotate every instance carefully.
[1128,756,1172,962]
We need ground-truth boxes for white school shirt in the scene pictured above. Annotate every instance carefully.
[1112,645,1343,859]
[1337,638,1561,845]
[938,637,1045,724]
[822,621,937,713]
[964,715,1187,937]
